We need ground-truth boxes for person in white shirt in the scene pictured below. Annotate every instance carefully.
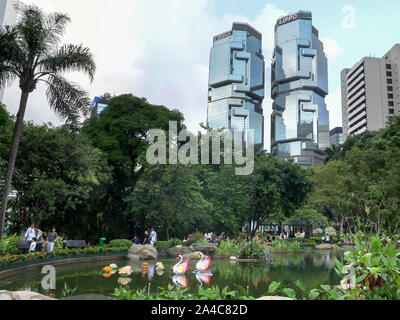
[24,223,36,248]
[29,238,37,253]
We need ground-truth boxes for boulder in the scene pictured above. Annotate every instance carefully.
[314,244,341,250]
[0,290,56,300]
[166,245,192,258]
[127,244,158,260]
[191,243,218,256]
[257,296,293,300]
[126,254,139,261]
[230,256,238,261]
[182,251,204,260]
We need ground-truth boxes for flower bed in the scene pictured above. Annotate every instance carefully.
[0,246,127,272]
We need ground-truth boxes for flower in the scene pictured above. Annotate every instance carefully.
[118,277,132,286]
[118,266,132,276]
[109,263,118,269]
[102,273,112,278]
[103,266,112,272]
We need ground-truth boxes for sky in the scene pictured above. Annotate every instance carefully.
[2,0,400,152]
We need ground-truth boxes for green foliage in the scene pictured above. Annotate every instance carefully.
[312,116,400,234]
[154,238,185,251]
[271,240,301,252]
[107,239,133,249]
[273,233,400,300]
[111,284,255,300]
[242,240,269,259]
[0,234,22,255]
[61,282,78,300]
[325,226,337,237]
[313,228,323,235]
[216,239,241,257]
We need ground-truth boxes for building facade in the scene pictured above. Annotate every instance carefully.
[89,93,112,118]
[341,44,400,141]
[271,11,329,167]
[329,127,343,147]
[0,0,20,102]
[207,23,265,148]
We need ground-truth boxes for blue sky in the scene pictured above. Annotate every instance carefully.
[3,0,400,151]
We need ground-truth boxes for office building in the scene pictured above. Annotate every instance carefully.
[271,11,330,167]
[341,44,400,140]
[329,127,343,147]
[207,23,265,148]
[0,0,20,102]
[89,93,112,118]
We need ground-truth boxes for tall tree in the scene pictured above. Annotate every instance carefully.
[0,5,95,238]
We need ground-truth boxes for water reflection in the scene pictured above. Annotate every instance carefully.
[195,273,213,287]
[172,275,188,288]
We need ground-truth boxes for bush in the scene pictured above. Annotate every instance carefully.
[216,239,241,257]
[313,228,323,236]
[0,234,22,255]
[271,240,301,252]
[107,239,133,249]
[154,238,184,251]
[192,232,204,243]
[241,240,269,259]
[325,227,337,237]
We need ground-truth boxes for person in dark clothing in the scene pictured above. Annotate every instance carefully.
[143,231,151,244]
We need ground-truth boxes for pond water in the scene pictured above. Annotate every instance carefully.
[0,250,343,299]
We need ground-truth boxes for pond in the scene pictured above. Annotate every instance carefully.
[0,250,343,299]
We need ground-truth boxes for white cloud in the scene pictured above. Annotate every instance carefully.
[1,1,285,152]
[322,38,344,62]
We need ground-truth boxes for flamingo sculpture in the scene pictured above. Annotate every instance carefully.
[173,255,190,274]
[195,252,212,272]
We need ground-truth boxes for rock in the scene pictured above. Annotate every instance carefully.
[230,256,238,261]
[158,250,168,258]
[257,296,294,300]
[0,290,56,300]
[166,245,192,258]
[127,244,158,260]
[191,243,218,256]
[314,244,341,250]
[182,251,204,260]
[127,253,140,261]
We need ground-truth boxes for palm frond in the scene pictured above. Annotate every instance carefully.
[38,44,96,82]
[42,74,90,125]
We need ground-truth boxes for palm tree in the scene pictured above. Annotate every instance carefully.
[0,4,95,239]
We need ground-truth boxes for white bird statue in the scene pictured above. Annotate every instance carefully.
[173,255,190,274]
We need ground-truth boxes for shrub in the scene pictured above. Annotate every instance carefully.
[192,232,204,243]
[0,234,22,255]
[241,240,269,259]
[216,239,241,257]
[107,239,133,249]
[325,227,337,237]
[271,240,301,252]
[154,238,184,251]
[313,228,323,236]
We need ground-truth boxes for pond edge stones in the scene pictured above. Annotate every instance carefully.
[0,290,56,300]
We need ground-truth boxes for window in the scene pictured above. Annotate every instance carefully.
[389,109,394,115]
[387,71,392,77]
[388,86,393,92]
[386,64,392,69]
[389,101,394,107]
[388,93,394,99]
[387,78,393,84]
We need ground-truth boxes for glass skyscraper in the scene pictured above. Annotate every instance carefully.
[207,23,265,148]
[271,11,329,167]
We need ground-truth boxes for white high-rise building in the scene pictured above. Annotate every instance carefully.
[341,44,400,141]
[0,0,20,102]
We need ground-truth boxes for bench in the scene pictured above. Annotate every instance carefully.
[63,240,88,249]
[17,240,30,252]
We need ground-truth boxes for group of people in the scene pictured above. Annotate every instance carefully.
[24,224,58,253]
[132,228,157,246]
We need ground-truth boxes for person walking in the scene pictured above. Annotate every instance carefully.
[46,227,58,253]
[150,228,157,246]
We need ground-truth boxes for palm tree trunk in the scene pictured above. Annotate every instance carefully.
[0,91,29,239]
